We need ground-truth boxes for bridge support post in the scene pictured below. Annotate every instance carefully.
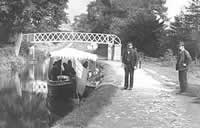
[113,44,121,61]
[29,45,35,61]
[107,44,113,60]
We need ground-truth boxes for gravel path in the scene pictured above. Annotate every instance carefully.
[86,61,200,128]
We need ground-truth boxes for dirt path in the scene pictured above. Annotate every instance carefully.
[85,61,200,128]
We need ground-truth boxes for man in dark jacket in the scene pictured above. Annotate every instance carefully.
[49,59,62,81]
[176,41,192,93]
[122,42,138,90]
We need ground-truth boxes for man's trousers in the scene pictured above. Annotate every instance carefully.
[178,70,188,92]
[124,65,134,89]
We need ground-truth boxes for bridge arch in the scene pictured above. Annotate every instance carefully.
[23,31,121,60]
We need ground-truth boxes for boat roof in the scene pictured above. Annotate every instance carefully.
[50,47,98,61]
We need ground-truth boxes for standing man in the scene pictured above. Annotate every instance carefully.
[122,42,138,90]
[176,41,192,93]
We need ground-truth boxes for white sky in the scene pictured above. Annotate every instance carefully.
[67,0,95,23]
[67,0,190,23]
[165,0,190,21]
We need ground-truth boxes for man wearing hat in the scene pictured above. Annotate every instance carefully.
[176,41,192,93]
[122,42,138,90]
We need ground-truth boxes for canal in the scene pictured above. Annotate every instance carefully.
[0,59,76,128]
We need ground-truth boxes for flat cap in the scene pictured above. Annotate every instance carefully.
[178,41,184,46]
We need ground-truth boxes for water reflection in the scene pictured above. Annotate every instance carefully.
[0,59,76,128]
[0,86,48,128]
[46,95,75,126]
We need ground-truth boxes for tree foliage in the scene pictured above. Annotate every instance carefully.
[0,0,69,34]
[120,13,165,56]
[73,14,91,32]
[169,0,200,60]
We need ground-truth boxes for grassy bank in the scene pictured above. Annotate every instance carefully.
[143,58,200,97]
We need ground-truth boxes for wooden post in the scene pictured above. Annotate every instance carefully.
[107,44,112,60]
[15,33,23,56]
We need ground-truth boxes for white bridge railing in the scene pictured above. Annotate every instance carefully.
[23,31,121,46]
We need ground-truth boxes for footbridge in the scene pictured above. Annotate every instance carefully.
[21,32,122,60]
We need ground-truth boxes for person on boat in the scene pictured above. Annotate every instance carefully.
[62,60,76,77]
[48,59,62,81]
[62,60,78,98]
[83,61,89,69]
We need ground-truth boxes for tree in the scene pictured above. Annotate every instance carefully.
[73,14,91,32]
[119,12,165,57]
[72,0,127,33]
[112,0,168,56]
[184,0,200,31]
[170,13,191,42]
[73,0,168,57]
[169,1,200,62]
[87,0,113,33]
[0,0,69,43]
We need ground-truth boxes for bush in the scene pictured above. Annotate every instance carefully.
[161,49,176,66]
[19,41,33,57]
[163,49,173,61]
[0,47,26,72]
[10,56,26,72]
[0,47,15,57]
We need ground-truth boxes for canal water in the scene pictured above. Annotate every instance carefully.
[0,59,75,128]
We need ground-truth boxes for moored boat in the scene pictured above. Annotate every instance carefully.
[47,47,98,99]
[47,79,75,99]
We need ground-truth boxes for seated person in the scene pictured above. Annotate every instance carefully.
[83,61,88,69]
[48,59,62,81]
[62,60,76,77]
[62,60,77,98]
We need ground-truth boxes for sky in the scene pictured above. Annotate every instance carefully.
[67,0,190,23]
[165,0,190,21]
[67,0,95,23]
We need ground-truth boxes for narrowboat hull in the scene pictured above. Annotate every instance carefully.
[47,80,75,99]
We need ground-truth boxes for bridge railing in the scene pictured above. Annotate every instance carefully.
[23,32,121,46]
